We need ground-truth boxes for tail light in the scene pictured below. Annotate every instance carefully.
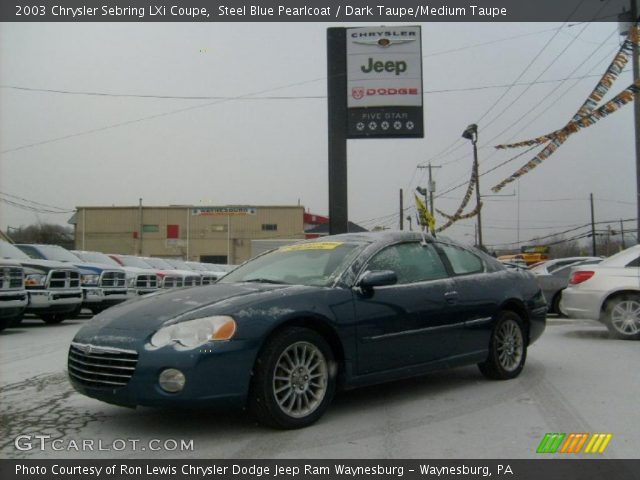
[569,271,595,285]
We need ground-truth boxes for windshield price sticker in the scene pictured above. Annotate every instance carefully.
[280,242,344,252]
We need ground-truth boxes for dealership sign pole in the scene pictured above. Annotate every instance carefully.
[327,26,424,234]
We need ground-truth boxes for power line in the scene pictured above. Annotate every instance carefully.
[2,72,624,100]
[0,191,73,212]
[0,75,328,155]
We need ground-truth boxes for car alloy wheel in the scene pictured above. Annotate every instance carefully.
[273,341,328,419]
[249,327,336,429]
[606,295,640,340]
[478,310,527,380]
[495,319,524,372]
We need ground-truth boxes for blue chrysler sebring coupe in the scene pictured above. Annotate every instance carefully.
[68,232,546,429]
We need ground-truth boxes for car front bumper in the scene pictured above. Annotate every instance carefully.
[82,287,129,306]
[68,338,259,408]
[26,289,83,313]
[0,290,28,318]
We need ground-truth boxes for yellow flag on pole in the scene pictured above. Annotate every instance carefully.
[414,194,436,233]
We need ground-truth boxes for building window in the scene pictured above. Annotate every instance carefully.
[142,224,159,233]
[262,224,278,231]
[200,255,227,264]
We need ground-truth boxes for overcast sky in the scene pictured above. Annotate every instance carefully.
[0,21,635,249]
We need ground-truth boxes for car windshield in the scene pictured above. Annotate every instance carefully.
[166,259,192,270]
[219,241,365,287]
[144,257,174,269]
[75,251,121,266]
[119,256,153,269]
[30,245,81,263]
[0,241,31,260]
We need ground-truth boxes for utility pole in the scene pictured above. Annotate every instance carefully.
[632,0,640,244]
[590,193,597,256]
[417,163,441,216]
[399,189,404,230]
[138,198,143,256]
[472,136,483,250]
[621,218,627,249]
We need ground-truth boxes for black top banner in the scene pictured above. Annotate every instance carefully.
[0,0,633,22]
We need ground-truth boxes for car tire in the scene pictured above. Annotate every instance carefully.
[478,310,527,380]
[68,305,83,319]
[9,314,23,327]
[0,317,12,332]
[249,327,336,429]
[551,292,566,317]
[604,295,640,340]
[40,314,66,325]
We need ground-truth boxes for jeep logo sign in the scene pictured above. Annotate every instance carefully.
[360,58,408,75]
[346,26,423,138]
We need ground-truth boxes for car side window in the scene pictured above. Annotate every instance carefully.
[366,242,448,285]
[626,256,640,267]
[439,244,484,275]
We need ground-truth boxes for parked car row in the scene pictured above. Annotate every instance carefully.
[0,240,235,329]
[561,245,640,340]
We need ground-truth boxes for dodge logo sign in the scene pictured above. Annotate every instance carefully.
[352,87,365,99]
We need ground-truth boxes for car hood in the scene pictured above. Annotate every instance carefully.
[70,261,124,274]
[14,258,80,273]
[74,282,298,338]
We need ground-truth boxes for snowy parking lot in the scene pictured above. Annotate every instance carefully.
[1,314,637,459]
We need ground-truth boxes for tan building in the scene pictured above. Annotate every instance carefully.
[71,205,305,264]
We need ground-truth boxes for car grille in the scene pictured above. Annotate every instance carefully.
[0,267,24,290]
[48,270,80,289]
[184,276,201,287]
[200,275,218,285]
[162,276,183,288]
[100,271,126,288]
[135,274,158,289]
[68,343,138,388]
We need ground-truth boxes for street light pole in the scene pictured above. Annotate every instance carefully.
[462,124,483,250]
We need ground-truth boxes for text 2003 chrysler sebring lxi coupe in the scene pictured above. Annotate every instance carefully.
[68,232,546,429]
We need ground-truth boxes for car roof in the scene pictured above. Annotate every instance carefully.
[303,231,436,245]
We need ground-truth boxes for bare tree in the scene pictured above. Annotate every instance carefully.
[9,223,74,249]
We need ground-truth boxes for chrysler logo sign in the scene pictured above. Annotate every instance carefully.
[353,37,417,48]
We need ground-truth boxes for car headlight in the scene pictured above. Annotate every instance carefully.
[81,274,100,286]
[25,273,46,287]
[149,315,236,349]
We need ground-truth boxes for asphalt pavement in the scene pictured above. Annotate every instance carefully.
[1,315,637,459]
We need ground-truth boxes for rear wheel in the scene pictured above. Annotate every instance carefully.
[479,310,527,380]
[40,314,66,325]
[249,327,336,429]
[604,295,640,340]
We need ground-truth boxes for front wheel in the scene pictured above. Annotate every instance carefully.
[249,327,336,429]
[604,295,640,340]
[479,311,527,380]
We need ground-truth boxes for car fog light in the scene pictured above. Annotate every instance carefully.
[158,368,185,393]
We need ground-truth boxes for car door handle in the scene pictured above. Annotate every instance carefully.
[444,291,459,304]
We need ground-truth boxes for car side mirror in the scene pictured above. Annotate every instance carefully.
[358,270,397,289]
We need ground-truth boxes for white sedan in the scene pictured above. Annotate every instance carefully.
[562,245,640,340]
